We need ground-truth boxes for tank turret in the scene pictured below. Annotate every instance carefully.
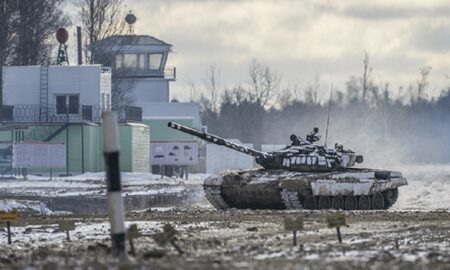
[167,122,363,172]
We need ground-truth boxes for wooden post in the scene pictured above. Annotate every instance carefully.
[58,220,75,242]
[153,224,183,255]
[327,213,347,255]
[127,224,141,257]
[292,231,297,246]
[1,210,18,244]
[284,216,304,247]
[6,221,11,244]
[336,226,342,244]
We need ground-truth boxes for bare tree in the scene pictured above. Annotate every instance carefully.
[417,66,432,100]
[77,0,134,109]
[185,79,199,102]
[12,0,68,65]
[202,64,222,113]
[0,0,67,105]
[248,59,281,108]
[305,74,321,104]
[0,0,15,106]
[361,51,372,102]
[77,0,127,64]
[0,1,15,65]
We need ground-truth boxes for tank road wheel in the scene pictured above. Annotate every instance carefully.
[304,196,317,210]
[383,188,399,209]
[331,196,344,210]
[371,193,385,210]
[358,195,371,210]
[344,196,358,210]
[317,196,331,210]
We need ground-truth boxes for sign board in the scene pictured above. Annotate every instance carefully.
[284,216,304,231]
[327,213,347,228]
[0,142,12,166]
[0,210,18,221]
[58,220,75,231]
[13,142,66,168]
[151,141,198,166]
[127,224,142,240]
[153,224,177,246]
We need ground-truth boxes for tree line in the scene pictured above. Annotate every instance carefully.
[183,56,450,164]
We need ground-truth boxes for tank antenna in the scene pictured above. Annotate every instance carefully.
[324,84,333,146]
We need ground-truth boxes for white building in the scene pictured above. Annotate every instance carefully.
[94,35,175,103]
[2,65,111,122]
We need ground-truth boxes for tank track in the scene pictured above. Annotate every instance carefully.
[279,188,399,210]
[280,189,303,209]
[203,186,230,210]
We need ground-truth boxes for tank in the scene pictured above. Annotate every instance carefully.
[168,122,407,210]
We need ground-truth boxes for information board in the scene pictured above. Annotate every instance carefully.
[13,142,66,168]
[151,141,198,165]
[0,210,18,221]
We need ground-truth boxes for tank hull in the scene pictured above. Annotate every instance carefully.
[204,168,407,210]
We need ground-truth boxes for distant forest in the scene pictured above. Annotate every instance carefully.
[184,58,450,165]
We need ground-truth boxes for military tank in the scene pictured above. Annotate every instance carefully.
[168,122,407,210]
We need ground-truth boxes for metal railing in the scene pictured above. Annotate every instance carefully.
[113,66,176,80]
[0,105,142,124]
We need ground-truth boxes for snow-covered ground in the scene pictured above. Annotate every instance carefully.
[0,164,449,213]
[392,164,450,210]
[0,165,449,269]
[1,209,450,269]
[0,172,207,197]
[0,172,210,213]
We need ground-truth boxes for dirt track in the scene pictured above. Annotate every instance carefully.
[1,209,450,269]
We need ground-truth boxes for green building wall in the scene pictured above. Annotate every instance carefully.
[0,122,150,174]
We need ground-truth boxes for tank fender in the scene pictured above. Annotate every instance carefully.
[279,178,310,193]
[375,171,390,180]
[309,176,408,196]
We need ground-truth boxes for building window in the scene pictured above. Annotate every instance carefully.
[115,54,122,69]
[56,95,79,114]
[123,53,137,69]
[138,54,145,71]
[115,53,146,71]
[148,53,163,71]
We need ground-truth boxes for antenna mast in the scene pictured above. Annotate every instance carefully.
[324,84,333,146]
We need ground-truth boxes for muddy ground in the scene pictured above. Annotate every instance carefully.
[1,209,450,269]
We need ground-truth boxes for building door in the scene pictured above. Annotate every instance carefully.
[56,95,79,114]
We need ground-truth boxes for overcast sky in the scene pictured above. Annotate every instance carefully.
[78,0,450,101]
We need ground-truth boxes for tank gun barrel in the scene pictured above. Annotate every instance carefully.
[168,122,270,159]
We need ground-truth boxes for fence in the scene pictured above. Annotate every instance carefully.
[0,105,142,124]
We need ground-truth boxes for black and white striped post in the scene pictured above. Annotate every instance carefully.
[102,112,126,257]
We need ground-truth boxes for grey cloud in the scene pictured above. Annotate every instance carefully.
[411,25,450,52]
[315,3,450,21]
